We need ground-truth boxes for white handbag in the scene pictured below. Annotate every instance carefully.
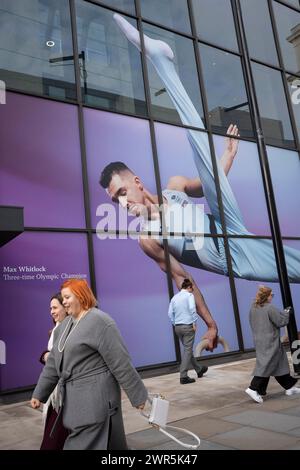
[141,394,201,450]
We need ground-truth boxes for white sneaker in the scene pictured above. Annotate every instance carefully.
[245,388,263,403]
[285,386,300,396]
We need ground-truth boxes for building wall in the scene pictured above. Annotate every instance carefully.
[0,0,300,391]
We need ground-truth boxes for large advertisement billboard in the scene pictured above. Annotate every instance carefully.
[1,10,299,391]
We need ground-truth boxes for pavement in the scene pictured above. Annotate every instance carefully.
[1,356,300,450]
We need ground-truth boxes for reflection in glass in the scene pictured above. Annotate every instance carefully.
[280,0,300,10]
[92,0,135,15]
[273,1,300,74]
[252,62,295,148]
[140,0,191,34]
[240,0,278,66]
[0,0,76,100]
[199,44,253,137]
[267,146,300,237]
[192,0,238,52]
[75,2,146,115]
[143,23,204,124]
[287,73,300,141]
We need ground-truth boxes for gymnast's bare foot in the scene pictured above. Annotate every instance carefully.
[113,13,174,61]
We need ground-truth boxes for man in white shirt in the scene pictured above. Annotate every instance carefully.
[168,279,208,384]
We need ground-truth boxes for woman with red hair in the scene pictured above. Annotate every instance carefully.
[31,279,148,450]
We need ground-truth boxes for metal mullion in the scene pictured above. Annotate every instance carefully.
[82,0,138,19]
[134,0,181,363]
[187,0,245,353]
[230,0,257,139]
[69,0,97,296]
[274,0,300,12]
[250,56,286,73]
[4,86,78,105]
[268,0,300,152]
[235,0,300,374]
[197,38,242,58]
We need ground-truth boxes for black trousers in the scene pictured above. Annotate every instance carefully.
[250,374,297,396]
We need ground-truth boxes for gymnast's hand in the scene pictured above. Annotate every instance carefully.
[203,326,218,352]
[224,124,240,159]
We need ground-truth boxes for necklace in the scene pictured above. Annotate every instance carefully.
[57,310,88,353]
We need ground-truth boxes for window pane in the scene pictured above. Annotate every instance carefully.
[143,23,204,125]
[280,0,300,10]
[240,0,278,66]
[192,0,238,52]
[234,272,283,349]
[213,135,272,236]
[140,0,191,34]
[0,231,90,390]
[91,0,135,15]
[154,122,221,232]
[267,146,300,237]
[287,74,300,141]
[177,262,239,356]
[273,1,300,74]
[84,108,156,230]
[252,62,295,148]
[93,236,176,367]
[0,92,86,228]
[76,2,147,116]
[283,240,300,330]
[199,44,253,137]
[0,0,76,100]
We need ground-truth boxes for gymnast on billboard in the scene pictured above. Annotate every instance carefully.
[100,14,300,350]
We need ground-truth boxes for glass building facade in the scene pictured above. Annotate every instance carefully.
[0,0,300,390]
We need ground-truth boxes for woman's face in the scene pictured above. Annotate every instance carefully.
[61,287,82,317]
[50,298,67,323]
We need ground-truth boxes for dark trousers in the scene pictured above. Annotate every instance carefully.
[250,374,297,396]
[40,404,70,450]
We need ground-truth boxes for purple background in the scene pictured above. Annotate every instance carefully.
[0,232,90,390]
[84,108,157,230]
[0,92,85,228]
[267,146,300,237]
[93,235,176,367]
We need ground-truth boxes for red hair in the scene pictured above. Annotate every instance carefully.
[61,279,97,310]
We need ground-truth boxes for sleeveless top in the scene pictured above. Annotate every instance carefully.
[140,189,227,275]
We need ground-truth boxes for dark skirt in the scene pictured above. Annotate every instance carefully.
[40,404,69,450]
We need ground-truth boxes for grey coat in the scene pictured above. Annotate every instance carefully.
[33,308,148,450]
[249,303,290,377]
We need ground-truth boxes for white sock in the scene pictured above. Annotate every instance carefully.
[113,13,174,61]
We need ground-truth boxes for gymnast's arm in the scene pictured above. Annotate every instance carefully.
[139,237,218,351]
[167,124,240,198]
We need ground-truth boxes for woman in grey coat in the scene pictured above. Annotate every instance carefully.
[31,279,148,450]
[245,285,300,403]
